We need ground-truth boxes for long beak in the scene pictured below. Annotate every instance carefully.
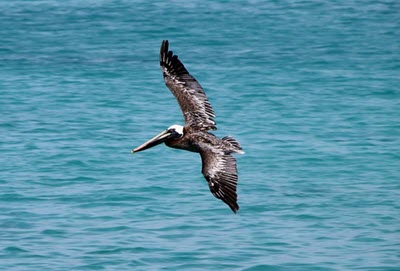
[132,130,173,153]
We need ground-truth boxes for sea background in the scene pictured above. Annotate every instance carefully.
[1,1,399,270]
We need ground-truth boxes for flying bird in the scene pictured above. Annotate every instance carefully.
[132,40,243,213]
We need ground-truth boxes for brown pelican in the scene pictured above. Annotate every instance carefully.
[132,40,244,213]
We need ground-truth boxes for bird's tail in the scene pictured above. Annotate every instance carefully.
[222,136,244,154]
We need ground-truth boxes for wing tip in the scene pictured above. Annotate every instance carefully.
[160,40,169,64]
[230,203,239,214]
[224,195,239,214]
[214,191,239,214]
[208,178,239,214]
[160,39,188,76]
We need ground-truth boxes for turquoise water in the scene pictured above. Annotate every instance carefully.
[1,1,399,270]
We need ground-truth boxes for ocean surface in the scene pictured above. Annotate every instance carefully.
[1,1,399,270]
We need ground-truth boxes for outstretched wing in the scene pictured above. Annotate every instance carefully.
[160,40,217,131]
[200,148,239,213]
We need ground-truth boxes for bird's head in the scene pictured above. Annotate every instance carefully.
[132,124,184,153]
[166,124,184,138]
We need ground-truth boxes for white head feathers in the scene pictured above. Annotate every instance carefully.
[168,124,184,136]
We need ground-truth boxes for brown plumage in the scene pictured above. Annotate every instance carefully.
[133,40,243,213]
[160,40,216,131]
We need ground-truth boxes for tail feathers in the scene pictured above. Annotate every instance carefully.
[222,136,244,154]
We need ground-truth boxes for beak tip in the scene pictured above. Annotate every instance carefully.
[131,130,170,155]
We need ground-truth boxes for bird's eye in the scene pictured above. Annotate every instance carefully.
[168,128,177,135]
[169,128,183,138]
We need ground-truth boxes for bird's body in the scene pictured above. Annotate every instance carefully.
[165,128,239,154]
[132,40,243,213]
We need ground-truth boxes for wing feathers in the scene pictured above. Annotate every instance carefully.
[200,149,240,213]
[160,40,217,131]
